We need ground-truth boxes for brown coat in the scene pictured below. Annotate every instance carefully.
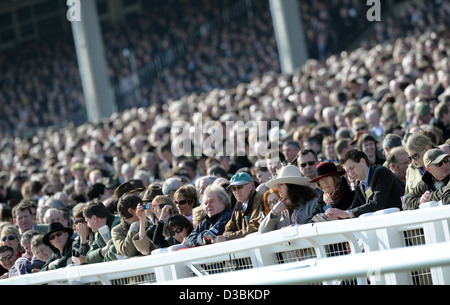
[223,190,264,240]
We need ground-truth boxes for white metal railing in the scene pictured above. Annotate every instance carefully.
[1,202,449,285]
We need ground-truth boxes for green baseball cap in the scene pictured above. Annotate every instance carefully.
[226,172,252,190]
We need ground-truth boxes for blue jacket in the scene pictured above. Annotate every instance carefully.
[185,208,233,247]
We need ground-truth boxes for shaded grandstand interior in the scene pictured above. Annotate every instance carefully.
[0,0,416,138]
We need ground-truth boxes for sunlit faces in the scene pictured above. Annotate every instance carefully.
[202,192,225,218]
[230,182,253,203]
[14,209,34,232]
[49,230,69,251]
[0,250,15,270]
[266,192,280,211]
[276,183,288,199]
[297,152,317,179]
[342,159,368,182]
[33,244,53,262]
[317,175,336,195]
[427,157,450,181]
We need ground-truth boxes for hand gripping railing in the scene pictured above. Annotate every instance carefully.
[1,202,449,285]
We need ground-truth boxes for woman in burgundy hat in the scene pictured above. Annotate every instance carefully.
[306,162,355,222]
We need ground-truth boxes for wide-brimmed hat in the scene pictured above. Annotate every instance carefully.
[142,183,164,202]
[43,222,74,246]
[309,162,346,183]
[265,165,310,189]
[114,180,145,200]
[423,149,450,168]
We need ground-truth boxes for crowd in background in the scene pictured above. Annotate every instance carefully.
[0,0,450,279]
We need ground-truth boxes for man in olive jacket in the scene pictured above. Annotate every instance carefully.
[215,173,264,242]
[84,200,121,264]
[405,149,450,209]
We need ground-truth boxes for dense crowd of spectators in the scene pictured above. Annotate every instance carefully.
[0,0,394,138]
[0,0,450,280]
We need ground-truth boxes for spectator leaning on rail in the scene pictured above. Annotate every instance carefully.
[83,200,121,264]
[185,185,232,247]
[41,222,74,271]
[325,149,404,220]
[214,172,264,243]
[259,165,317,233]
[404,133,435,195]
[404,149,450,209]
[306,162,355,223]
[112,194,145,258]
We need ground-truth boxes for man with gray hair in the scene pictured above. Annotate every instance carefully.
[162,177,183,200]
[382,133,403,156]
[386,146,411,187]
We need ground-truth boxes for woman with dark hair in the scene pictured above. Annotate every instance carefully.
[259,165,318,233]
[153,214,194,248]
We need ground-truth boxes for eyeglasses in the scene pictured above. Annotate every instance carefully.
[230,183,249,192]
[300,161,316,168]
[1,235,16,242]
[169,227,184,237]
[174,199,188,205]
[0,254,13,262]
[408,148,424,161]
[431,158,450,168]
[49,231,63,241]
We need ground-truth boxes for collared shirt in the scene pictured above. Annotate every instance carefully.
[242,199,249,212]
[361,167,371,191]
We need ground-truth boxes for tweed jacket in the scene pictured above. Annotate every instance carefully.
[223,190,264,240]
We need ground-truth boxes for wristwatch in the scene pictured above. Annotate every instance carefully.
[347,209,355,218]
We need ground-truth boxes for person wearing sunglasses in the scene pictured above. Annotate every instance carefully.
[132,195,179,255]
[213,172,264,243]
[296,148,323,195]
[153,214,194,248]
[173,185,198,222]
[0,245,16,279]
[41,222,74,271]
[71,203,94,265]
[405,133,434,195]
[405,149,450,209]
[0,225,23,260]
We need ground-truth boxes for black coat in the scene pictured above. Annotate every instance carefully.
[351,165,404,217]
[306,178,355,223]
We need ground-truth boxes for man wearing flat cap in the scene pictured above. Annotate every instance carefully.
[405,149,450,209]
[213,172,263,243]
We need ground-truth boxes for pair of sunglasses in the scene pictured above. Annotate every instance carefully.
[299,161,316,168]
[49,231,64,241]
[1,235,16,242]
[408,148,424,161]
[230,183,249,192]
[0,254,13,262]
[174,199,189,205]
[169,227,184,237]
[431,158,450,168]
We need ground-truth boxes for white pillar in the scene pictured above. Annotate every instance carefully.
[269,0,308,74]
[69,0,116,123]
